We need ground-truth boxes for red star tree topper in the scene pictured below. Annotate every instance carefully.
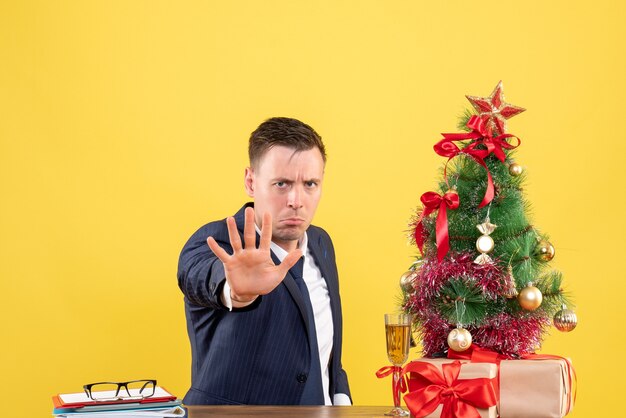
[466,80,526,135]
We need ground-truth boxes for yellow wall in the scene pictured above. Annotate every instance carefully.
[1,1,624,416]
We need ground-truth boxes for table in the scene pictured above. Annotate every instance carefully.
[187,406,394,417]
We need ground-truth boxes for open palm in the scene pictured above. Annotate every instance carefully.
[207,206,302,301]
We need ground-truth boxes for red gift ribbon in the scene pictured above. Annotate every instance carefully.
[401,360,498,418]
[447,343,506,364]
[413,190,460,262]
[435,115,521,208]
[376,365,408,407]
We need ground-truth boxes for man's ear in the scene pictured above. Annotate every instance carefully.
[244,167,254,197]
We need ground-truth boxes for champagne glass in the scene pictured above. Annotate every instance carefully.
[384,313,412,416]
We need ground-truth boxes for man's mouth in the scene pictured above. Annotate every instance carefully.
[281,217,305,226]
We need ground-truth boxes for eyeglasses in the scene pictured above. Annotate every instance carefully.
[83,379,157,401]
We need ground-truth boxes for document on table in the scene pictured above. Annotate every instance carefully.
[55,405,185,418]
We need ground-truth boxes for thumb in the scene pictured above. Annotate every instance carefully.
[279,248,303,274]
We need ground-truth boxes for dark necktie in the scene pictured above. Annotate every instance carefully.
[290,256,325,405]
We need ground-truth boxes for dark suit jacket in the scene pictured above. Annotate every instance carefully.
[177,203,351,405]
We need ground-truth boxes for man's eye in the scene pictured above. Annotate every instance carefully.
[305,181,317,188]
[275,182,286,188]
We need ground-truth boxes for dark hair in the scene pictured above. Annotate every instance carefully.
[248,117,327,168]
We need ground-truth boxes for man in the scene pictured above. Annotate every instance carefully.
[178,117,351,405]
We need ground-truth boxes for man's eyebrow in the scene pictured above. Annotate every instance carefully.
[270,177,322,182]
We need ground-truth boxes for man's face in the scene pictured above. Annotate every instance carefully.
[245,145,325,251]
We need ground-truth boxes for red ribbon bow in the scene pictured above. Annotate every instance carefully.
[434,115,521,208]
[447,344,506,395]
[413,190,460,261]
[402,360,498,418]
[376,366,408,407]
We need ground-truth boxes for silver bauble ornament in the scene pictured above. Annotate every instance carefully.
[447,327,472,352]
[553,305,578,332]
[400,270,417,293]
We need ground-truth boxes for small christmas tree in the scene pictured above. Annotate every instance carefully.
[401,81,578,358]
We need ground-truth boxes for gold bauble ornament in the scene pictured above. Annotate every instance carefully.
[447,327,472,352]
[553,305,578,332]
[518,283,543,311]
[400,270,418,293]
[535,240,555,262]
[509,163,523,176]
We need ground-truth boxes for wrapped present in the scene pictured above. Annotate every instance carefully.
[499,356,575,418]
[447,345,576,417]
[402,358,498,418]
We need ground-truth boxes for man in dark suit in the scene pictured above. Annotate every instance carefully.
[178,117,351,405]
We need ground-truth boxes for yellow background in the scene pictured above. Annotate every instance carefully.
[1,1,624,416]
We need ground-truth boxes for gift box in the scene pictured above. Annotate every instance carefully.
[403,358,499,418]
[499,357,574,418]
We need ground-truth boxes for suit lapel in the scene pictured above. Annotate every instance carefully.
[307,234,336,296]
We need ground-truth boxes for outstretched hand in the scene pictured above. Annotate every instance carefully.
[207,206,302,302]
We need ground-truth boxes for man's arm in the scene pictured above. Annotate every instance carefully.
[178,207,302,308]
[177,220,231,309]
[334,368,352,404]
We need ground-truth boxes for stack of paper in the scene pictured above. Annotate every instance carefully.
[52,386,185,418]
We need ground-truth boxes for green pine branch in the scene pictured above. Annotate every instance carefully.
[436,277,502,325]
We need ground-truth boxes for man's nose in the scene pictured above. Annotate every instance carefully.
[287,187,303,209]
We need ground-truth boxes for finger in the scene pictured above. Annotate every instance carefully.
[278,249,303,276]
[225,216,242,251]
[207,236,231,263]
[243,206,257,249]
[259,211,272,252]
